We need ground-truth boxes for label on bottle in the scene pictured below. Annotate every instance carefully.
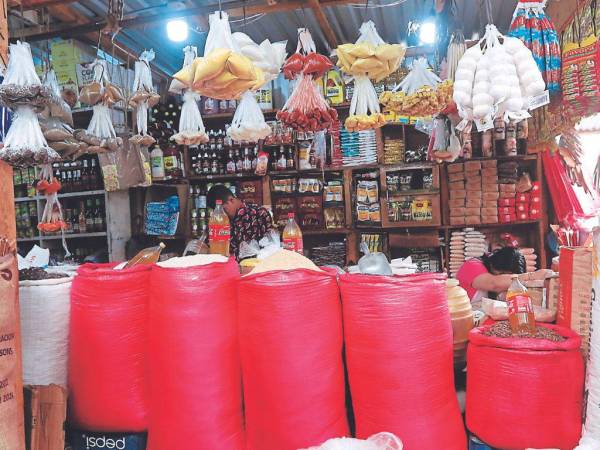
[164,155,178,171]
[283,237,303,254]
[508,294,534,314]
[209,224,231,241]
[151,156,164,177]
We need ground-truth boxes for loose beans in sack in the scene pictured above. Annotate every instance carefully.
[238,269,349,450]
[147,258,244,450]
[466,323,584,450]
[69,263,150,432]
[339,273,465,450]
[20,275,72,386]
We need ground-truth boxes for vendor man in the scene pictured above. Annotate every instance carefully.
[207,184,274,260]
[456,247,552,302]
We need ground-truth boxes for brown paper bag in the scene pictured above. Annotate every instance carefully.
[24,385,67,450]
[0,254,25,450]
[98,139,146,191]
[558,247,593,357]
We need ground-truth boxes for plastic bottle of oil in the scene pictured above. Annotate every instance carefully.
[209,200,230,257]
[123,242,166,269]
[282,212,303,254]
[506,275,536,335]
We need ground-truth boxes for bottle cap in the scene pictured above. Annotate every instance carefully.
[288,212,295,218]
[159,242,166,249]
[216,200,222,205]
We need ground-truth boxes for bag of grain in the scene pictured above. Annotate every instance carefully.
[20,275,72,386]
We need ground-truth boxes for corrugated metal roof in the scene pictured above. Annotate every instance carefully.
[51,0,519,75]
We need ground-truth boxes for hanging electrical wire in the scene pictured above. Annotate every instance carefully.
[347,0,410,8]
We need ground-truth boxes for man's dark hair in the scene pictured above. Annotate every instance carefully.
[481,247,526,274]
[207,184,235,209]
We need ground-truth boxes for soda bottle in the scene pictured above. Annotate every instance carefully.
[506,275,536,335]
[123,242,166,269]
[209,200,231,257]
[282,212,303,254]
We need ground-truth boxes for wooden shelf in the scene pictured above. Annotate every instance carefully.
[15,189,105,202]
[443,219,541,230]
[18,231,108,242]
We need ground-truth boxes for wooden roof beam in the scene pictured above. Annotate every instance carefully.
[11,0,357,41]
[308,0,338,50]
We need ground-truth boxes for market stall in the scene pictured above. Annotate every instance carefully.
[0,0,599,449]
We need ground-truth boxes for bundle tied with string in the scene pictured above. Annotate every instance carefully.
[380,58,453,117]
[170,46,209,146]
[130,49,158,147]
[337,21,405,132]
[36,163,69,234]
[227,33,287,142]
[77,59,123,153]
[277,28,338,132]
[452,24,545,128]
[173,11,265,100]
[0,41,58,166]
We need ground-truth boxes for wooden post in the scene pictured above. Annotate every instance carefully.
[0,0,26,446]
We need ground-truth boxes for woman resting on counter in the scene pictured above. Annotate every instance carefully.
[456,247,552,302]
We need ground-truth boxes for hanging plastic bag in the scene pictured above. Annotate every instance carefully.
[508,0,561,92]
[277,29,337,132]
[380,58,453,117]
[34,163,61,195]
[169,45,198,93]
[130,50,157,147]
[0,41,51,111]
[177,11,263,100]
[42,69,73,126]
[233,32,287,83]
[37,193,67,233]
[345,75,385,131]
[228,91,271,142]
[301,433,403,450]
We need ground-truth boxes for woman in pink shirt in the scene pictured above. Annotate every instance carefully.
[456,247,551,302]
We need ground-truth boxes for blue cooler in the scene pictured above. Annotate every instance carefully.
[66,430,147,450]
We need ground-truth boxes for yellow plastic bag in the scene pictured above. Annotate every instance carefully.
[226,52,255,80]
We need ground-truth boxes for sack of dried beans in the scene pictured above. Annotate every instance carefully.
[467,322,584,450]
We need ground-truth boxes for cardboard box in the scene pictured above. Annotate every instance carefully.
[482,200,498,209]
[465,215,481,225]
[481,168,498,177]
[466,198,483,208]
[450,207,466,217]
[481,207,497,216]
[450,189,466,199]
[449,198,466,207]
[558,247,593,357]
[450,216,466,225]
[449,180,465,190]
[449,172,465,182]
[483,192,500,201]
[464,171,482,180]
[482,184,499,192]
[465,181,483,190]
[464,161,482,171]
[66,430,147,450]
[481,159,498,168]
[499,183,516,193]
[499,191,517,199]
[466,190,482,197]
[465,207,481,216]
[447,163,464,174]
[481,214,499,223]
[24,385,67,450]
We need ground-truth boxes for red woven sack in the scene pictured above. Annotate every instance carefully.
[147,259,244,450]
[69,263,150,431]
[466,323,584,450]
[338,273,466,450]
[238,269,349,450]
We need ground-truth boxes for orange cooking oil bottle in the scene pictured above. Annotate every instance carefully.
[209,200,231,257]
[282,212,303,254]
[123,242,166,269]
[506,275,536,335]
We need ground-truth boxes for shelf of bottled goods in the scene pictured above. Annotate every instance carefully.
[14,190,106,203]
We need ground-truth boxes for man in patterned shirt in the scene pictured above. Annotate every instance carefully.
[207,184,274,260]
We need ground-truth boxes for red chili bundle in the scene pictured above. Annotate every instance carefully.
[277,75,338,132]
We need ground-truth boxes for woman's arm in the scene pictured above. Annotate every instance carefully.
[472,269,553,294]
